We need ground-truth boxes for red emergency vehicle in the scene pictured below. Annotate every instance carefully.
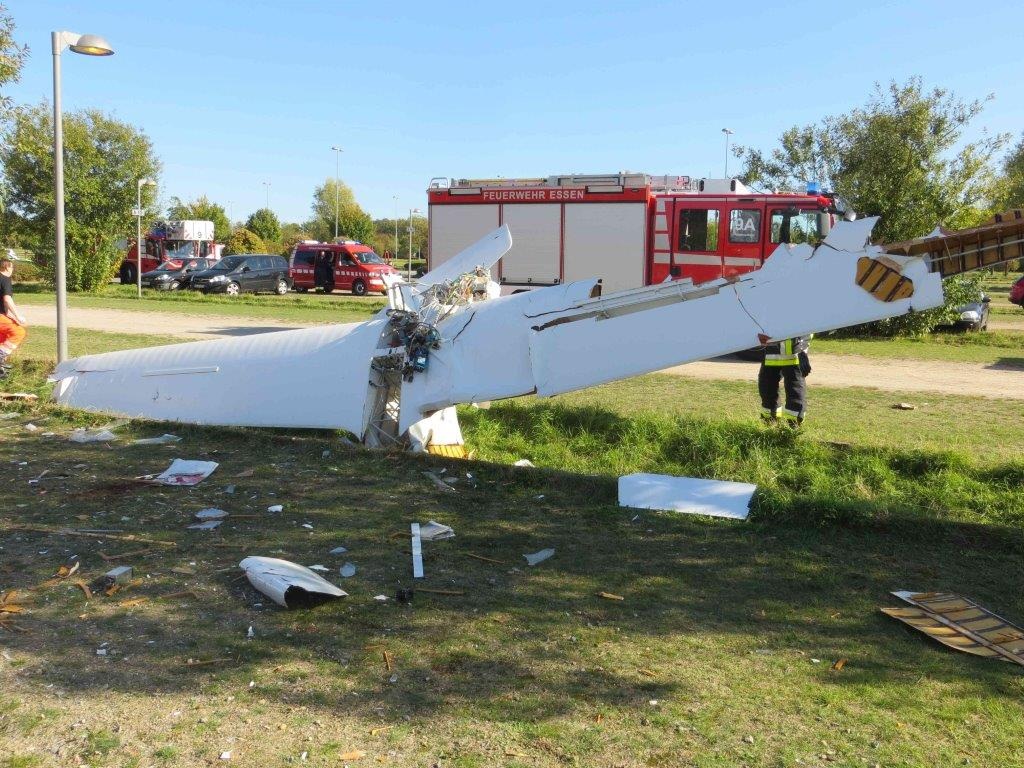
[120,220,223,285]
[289,241,398,295]
[427,174,848,294]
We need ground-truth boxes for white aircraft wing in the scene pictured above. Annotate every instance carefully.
[51,219,944,449]
[414,225,512,290]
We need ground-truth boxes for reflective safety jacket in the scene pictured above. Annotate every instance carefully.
[763,336,810,367]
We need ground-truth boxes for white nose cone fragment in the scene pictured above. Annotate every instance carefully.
[239,556,347,609]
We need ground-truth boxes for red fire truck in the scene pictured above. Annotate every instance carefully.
[426,174,849,294]
[119,220,223,285]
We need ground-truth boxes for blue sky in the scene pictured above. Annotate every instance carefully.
[6,0,1023,224]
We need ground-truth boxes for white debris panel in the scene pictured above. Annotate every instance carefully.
[51,220,945,446]
[618,473,756,520]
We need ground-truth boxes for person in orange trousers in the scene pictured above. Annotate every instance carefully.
[0,258,28,377]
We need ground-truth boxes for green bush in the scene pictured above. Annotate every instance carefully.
[835,272,985,337]
[223,227,266,255]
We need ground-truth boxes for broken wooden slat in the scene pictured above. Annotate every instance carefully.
[883,590,1024,666]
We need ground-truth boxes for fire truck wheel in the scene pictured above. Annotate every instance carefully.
[120,263,136,285]
[275,278,289,295]
[351,279,367,296]
[226,281,241,296]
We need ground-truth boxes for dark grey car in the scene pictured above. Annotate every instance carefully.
[189,254,292,296]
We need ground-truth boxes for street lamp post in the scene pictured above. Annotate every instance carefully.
[721,128,734,179]
[51,30,114,363]
[262,181,271,210]
[135,178,156,298]
[407,208,421,280]
[331,146,343,240]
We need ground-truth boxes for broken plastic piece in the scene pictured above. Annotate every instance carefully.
[411,523,424,579]
[524,548,555,566]
[422,471,456,493]
[267,504,283,513]
[419,520,455,541]
[239,557,347,609]
[195,508,228,521]
[139,459,218,486]
[104,566,133,584]
[513,459,535,468]
[618,473,755,521]
[187,520,222,530]
[69,427,118,443]
[131,433,181,445]
[329,546,348,555]
[339,563,356,578]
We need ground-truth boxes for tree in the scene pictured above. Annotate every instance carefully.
[735,78,1009,335]
[994,135,1024,210]
[369,217,427,262]
[737,79,1007,243]
[245,207,280,245]
[0,5,28,121]
[305,178,373,243]
[278,222,311,257]
[1,103,160,291]
[223,227,265,255]
[167,195,231,242]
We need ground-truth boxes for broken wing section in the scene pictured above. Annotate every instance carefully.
[415,225,512,291]
[530,232,942,396]
[395,219,944,424]
[51,321,385,433]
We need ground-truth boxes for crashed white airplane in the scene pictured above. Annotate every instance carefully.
[50,213,1020,454]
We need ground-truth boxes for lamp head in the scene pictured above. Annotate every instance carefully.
[69,34,114,56]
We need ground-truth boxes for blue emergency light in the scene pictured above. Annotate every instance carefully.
[806,181,821,194]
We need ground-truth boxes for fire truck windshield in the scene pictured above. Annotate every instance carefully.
[164,241,194,258]
[354,251,385,265]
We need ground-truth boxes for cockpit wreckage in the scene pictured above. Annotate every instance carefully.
[51,211,1024,455]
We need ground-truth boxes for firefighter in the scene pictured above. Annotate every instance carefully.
[758,335,811,427]
[0,258,28,377]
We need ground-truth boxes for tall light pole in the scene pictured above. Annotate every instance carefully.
[51,30,114,363]
[262,181,271,210]
[392,195,399,260]
[331,146,343,240]
[721,128,734,179]
[407,207,421,280]
[135,178,156,298]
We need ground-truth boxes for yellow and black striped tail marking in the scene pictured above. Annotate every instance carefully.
[882,591,1024,666]
[855,256,915,302]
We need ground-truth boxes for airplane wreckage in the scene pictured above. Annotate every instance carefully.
[51,211,1024,455]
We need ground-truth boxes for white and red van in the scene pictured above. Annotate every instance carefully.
[289,241,398,296]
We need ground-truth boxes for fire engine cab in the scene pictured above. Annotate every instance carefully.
[427,174,848,294]
[120,220,223,285]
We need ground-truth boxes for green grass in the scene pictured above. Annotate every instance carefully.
[16,283,386,325]
[518,373,1024,462]
[461,396,1024,528]
[2,328,1023,767]
[16,327,183,362]
[813,330,1024,365]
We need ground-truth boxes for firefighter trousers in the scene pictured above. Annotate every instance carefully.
[0,315,26,358]
[758,363,806,422]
